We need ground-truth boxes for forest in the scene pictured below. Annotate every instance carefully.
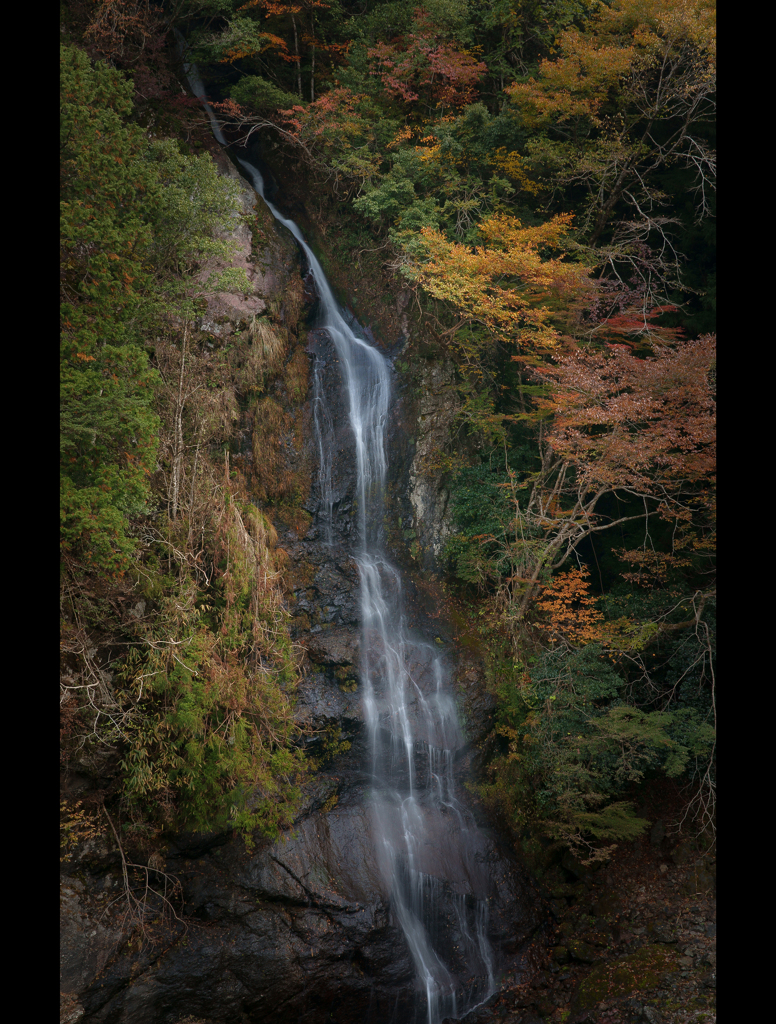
[60,0,715,1005]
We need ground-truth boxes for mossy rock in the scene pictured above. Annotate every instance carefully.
[334,667,358,693]
[592,890,624,922]
[568,939,599,963]
[574,944,679,1010]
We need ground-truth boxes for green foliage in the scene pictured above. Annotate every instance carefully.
[60,341,160,572]
[310,722,353,768]
[570,802,650,843]
[443,437,541,588]
[142,140,249,291]
[478,605,715,859]
[353,157,420,228]
[444,461,513,586]
[61,44,157,572]
[77,489,311,847]
[230,75,299,112]
[60,43,248,574]
[60,39,308,846]
[120,627,305,843]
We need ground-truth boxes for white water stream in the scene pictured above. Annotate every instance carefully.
[180,41,497,1022]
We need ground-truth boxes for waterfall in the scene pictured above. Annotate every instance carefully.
[179,39,497,1022]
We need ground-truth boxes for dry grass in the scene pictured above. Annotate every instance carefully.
[252,397,296,503]
[244,316,287,390]
[281,275,305,332]
[284,342,310,403]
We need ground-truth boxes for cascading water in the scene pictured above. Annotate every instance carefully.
[180,39,497,1022]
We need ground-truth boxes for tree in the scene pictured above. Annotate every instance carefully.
[507,0,716,307]
[411,212,592,352]
[276,87,386,196]
[61,43,161,572]
[212,0,335,101]
[504,333,716,617]
[117,494,308,842]
[61,39,309,844]
[367,7,488,114]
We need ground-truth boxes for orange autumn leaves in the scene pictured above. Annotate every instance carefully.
[367,9,488,110]
[535,566,605,646]
[532,334,717,499]
[534,566,660,654]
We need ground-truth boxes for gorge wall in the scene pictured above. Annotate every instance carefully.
[60,135,544,1024]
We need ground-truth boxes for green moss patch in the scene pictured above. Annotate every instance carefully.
[575,944,679,1010]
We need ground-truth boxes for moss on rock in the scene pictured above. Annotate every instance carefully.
[574,943,679,1010]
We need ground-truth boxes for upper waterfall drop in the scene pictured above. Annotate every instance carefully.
[178,41,498,1022]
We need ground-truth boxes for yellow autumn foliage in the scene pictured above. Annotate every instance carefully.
[412,213,592,350]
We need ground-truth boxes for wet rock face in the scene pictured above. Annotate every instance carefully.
[195,149,301,333]
[137,796,416,1024]
[304,328,359,547]
[306,624,360,666]
[61,879,124,999]
[404,361,458,572]
[62,368,542,1024]
[69,792,539,1024]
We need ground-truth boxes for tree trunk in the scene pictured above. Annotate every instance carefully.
[171,324,188,519]
[291,15,302,98]
[310,11,315,101]
[186,415,204,548]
